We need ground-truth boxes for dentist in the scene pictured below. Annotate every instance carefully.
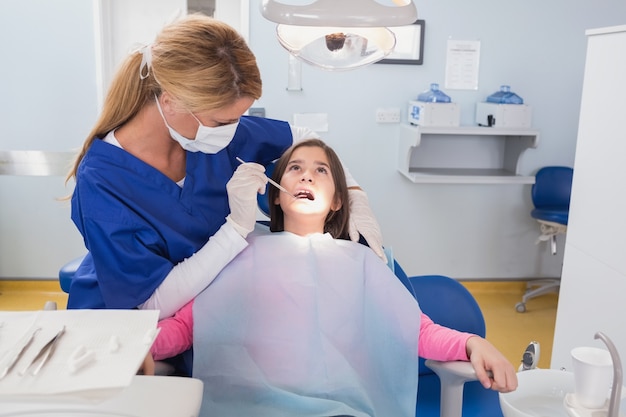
[65,14,384,374]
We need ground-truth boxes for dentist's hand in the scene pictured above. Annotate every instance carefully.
[226,162,268,238]
[347,189,387,263]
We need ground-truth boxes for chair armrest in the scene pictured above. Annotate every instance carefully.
[425,359,478,417]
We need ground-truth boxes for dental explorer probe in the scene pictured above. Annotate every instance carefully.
[235,157,296,198]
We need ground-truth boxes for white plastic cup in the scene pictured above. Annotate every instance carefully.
[571,346,613,409]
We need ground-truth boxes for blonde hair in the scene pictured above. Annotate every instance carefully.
[67,14,262,182]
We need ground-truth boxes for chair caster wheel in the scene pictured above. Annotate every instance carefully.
[515,302,527,313]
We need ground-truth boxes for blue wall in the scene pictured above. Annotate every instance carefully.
[248,0,626,279]
[2,0,626,280]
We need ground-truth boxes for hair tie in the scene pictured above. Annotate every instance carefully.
[138,44,152,80]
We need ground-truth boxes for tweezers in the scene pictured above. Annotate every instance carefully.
[20,325,66,376]
[0,327,41,379]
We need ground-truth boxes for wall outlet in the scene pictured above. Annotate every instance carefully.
[375,108,401,123]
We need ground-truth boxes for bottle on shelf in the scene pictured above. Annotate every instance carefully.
[486,85,524,104]
[417,83,452,103]
[476,84,531,128]
[409,83,459,126]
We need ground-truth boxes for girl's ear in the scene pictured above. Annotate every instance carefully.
[331,196,342,212]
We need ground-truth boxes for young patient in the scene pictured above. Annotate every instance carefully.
[152,139,517,417]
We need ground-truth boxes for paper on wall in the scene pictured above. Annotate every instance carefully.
[444,39,481,90]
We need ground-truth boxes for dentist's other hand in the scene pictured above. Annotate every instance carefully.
[226,162,268,238]
[347,189,387,263]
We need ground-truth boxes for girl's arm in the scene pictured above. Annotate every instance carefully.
[150,300,194,360]
[418,312,472,361]
[419,312,517,393]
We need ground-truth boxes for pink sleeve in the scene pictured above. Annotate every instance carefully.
[150,300,194,361]
[418,312,473,361]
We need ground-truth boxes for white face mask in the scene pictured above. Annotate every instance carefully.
[155,96,239,154]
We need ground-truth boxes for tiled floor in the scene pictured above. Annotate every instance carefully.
[0,279,558,369]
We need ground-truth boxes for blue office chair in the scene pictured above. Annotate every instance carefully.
[409,275,503,417]
[531,166,572,255]
[516,166,573,313]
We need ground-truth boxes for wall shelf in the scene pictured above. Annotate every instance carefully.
[398,125,539,184]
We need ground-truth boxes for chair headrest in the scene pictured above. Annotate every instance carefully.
[257,162,276,219]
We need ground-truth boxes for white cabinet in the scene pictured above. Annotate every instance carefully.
[550,25,626,370]
[398,125,539,184]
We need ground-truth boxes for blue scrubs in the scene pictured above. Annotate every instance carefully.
[67,116,292,310]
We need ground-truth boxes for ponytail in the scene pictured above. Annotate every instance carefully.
[66,50,160,183]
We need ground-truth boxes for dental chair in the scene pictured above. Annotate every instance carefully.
[260,189,493,417]
[516,166,572,313]
[244,166,501,417]
[409,275,504,417]
[60,162,495,417]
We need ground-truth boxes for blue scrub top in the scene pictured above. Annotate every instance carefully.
[67,116,293,310]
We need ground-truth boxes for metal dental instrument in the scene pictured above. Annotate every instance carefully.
[0,327,41,379]
[20,325,66,376]
[235,157,295,198]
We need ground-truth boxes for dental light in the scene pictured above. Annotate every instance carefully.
[260,0,418,71]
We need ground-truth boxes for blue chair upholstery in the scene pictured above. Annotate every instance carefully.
[409,275,503,417]
[531,166,572,234]
[59,255,85,293]
[517,166,573,312]
[256,160,276,218]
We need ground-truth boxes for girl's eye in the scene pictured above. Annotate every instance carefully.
[316,167,328,174]
[287,164,300,172]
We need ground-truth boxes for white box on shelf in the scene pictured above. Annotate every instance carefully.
[408,101,460,127]
[475,103,532,128]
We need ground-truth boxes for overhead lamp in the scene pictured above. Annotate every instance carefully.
[260,0,418,71]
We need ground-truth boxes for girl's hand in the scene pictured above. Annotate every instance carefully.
[466,336,518,392]
[138,352,155,375]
